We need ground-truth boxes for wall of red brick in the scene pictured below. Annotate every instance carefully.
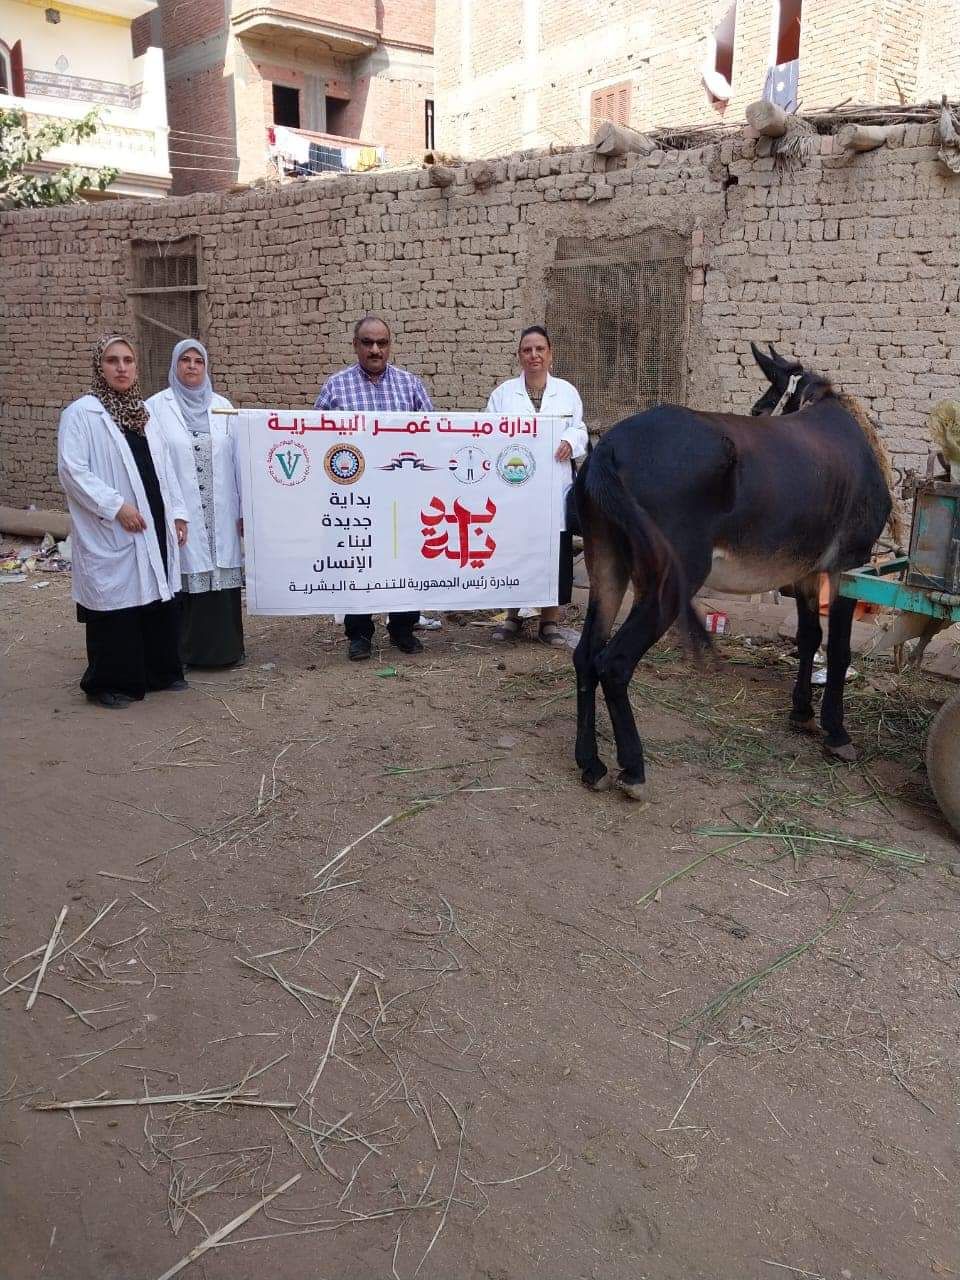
[381,0,435,49]
[3,127,958,509]
[916,0,960,101]
[361,73,433,163]
[159,0,225,56]
[876,0,926,101]
[166,67,238,196]
[131,12,152,59]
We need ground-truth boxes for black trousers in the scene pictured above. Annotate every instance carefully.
[344,611,418,643]
[79,598,184,700]
[557,531,574,606]
[180,587,245,668]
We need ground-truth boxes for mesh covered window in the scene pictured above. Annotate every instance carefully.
[545,230,689,432]
[129,237,204,396]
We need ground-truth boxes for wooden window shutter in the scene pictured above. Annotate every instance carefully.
[616,83,631,126]
[590,81,631,132]
[11,40,25,97]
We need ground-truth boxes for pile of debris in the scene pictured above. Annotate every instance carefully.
[0,532,72,585]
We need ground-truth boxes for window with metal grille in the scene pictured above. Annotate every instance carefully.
[544,230,689,432]
[589,81,631,134]
[128,237,204,397]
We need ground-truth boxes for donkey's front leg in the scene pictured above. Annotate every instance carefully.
[790,576,822,732]
[821,592,857,761]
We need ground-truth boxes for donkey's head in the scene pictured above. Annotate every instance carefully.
[749,343,827,416]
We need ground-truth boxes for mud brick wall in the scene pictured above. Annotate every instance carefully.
[2,125,958,509]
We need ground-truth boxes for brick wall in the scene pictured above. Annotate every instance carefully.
[167,67,238,196]
[799,0,879,107]
[360,74,434,163]
[916,0,960,101]
[131,12,154,58]
[876,0,926,101]
[160,0,225,55]
[2,127,958,509]
[437,0,958,157]
[381,0,435,49]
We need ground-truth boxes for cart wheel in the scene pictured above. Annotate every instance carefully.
[925,691,960,839]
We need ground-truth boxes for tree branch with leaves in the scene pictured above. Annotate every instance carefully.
[0,109,119,209]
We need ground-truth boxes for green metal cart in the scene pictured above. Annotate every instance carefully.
[839,477,960,837]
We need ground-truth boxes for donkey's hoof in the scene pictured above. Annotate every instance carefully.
[790,715,818,735]
[825,740,858,763]
[616,773,646,801]
[582,769,611,792]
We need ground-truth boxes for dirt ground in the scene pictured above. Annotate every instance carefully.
[2,574,958,1280]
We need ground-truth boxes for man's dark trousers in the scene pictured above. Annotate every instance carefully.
[344,612,418,644]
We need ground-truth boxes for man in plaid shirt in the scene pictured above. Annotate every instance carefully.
[314,315,434,661]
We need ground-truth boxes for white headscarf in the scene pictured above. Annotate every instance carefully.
[168,339,213,434]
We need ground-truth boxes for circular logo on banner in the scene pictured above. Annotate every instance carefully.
[323,443,365,484]
[267,440,311,487]
[448,446,491,484]
[496,444,536,486]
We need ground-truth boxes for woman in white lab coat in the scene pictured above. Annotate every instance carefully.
[58,336,189,709]
[146,340,243,667]
[486,325,589,647]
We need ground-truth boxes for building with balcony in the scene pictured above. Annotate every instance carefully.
[1,0,171,200]
[133,1,435,195]
[435,0,960,158]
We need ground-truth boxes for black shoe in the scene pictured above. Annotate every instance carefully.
[159,678,189,691]
[86,691,131,709]
[348,638,372,661]
[391,633,423,655]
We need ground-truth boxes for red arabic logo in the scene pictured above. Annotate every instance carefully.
[420,496,496,569]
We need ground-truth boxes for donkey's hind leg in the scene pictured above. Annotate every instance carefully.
[594,595,678,799]
[574,541,629,792]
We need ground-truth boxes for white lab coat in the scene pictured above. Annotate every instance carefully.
[57,395,188,612]
[485,374,588,531]
[145,388,242,576]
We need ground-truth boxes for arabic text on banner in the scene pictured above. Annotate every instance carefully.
[238,410,566,615]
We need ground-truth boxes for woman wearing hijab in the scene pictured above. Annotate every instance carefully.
[146,341,243,668]
[57,336,189,709]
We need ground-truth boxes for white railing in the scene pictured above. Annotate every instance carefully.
[4,48,170,196]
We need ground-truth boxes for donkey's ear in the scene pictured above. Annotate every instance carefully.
[751,341,780,382]
[768,343,803,374]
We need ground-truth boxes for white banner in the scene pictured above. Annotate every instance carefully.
[237,409,566,615]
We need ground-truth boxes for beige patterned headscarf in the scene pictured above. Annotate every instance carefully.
[91,335,149,435]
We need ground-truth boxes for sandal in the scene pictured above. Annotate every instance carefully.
[538,622,569,649]
[491,617,523,642]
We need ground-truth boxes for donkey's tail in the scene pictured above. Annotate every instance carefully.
[581,446,711,657]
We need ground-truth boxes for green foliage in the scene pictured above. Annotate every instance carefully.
[0,108,119,209]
